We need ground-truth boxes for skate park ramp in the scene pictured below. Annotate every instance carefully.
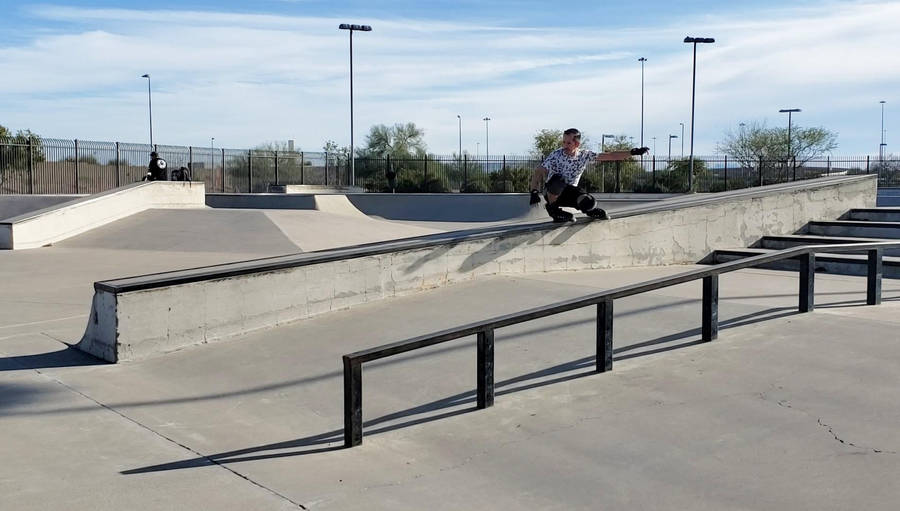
[206,192,672,231]
[54,205,442,253]
[0,194,86,221]
[0,182,205,249]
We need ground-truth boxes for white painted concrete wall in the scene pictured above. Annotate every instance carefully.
[79,177,876,362]
[0,182,206,249]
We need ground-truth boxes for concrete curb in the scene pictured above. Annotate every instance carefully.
[78,176,876,362]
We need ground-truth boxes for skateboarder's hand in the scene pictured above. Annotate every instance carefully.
[529,189,542,205]
[630,147,650,156]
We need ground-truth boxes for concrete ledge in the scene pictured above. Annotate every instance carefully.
[0,182,206,250]
[78,176,876,362]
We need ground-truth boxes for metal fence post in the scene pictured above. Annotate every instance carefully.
[615,161,621,193]
[597,299,613,372]
[827,156,831,176]
[74,139,79,194]
[422,157,427,190]
[792,156,797,181]
[343,356,362,447]
[867,249,883,306]
[866,155,870,174]
[799,252,815,312]
[27,137,35,194]
[758,157,764,187]
[702,275,719,342]
[247,149,252,192]
[477,329,495,409]
[300,151,305,184]
[274,151,279,185]
[115,142,120,188]
[221,149,226,193]
[463,153,468,192]
[651,155,656,190]
[723,155,728,191]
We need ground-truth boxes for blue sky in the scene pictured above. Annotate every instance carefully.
[0,1,896,156]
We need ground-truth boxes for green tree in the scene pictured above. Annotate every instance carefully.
[363,122,427,158]
[1,124,46,190]
[717,121,838,168]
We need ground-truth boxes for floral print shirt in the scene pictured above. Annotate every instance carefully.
[542,148,597,186]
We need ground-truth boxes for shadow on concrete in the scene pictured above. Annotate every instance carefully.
[120,303,800,474]
[0,382,56,411]
[0,346,106,372]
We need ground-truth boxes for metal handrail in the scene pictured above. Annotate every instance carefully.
[342,241,898,447]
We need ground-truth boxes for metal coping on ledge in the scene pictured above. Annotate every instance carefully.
[94,175,876,294]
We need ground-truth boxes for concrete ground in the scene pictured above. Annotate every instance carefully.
[2,263,899,510]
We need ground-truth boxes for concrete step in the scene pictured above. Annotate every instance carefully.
[756,234,900,257]
[806,220,900,239]
[708,247,900,278]
[846,207,900,222]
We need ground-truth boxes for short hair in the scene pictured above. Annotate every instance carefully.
[563,128,581,141]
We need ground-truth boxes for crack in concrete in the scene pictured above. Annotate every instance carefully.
[817,419,897,455]
[26,367,309,510]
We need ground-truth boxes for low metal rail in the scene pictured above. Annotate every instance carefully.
[342,241,899,447]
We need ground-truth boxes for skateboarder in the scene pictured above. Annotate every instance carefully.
[529,128,647,222]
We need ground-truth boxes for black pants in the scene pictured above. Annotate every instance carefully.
[545,174,590,212]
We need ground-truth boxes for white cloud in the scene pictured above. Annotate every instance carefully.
[1,1,897,155]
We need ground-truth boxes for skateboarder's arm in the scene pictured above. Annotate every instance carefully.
[531,166,548,191]
[596,147,650,162]
[596,151,633,162]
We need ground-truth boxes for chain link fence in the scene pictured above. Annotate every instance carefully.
[2,137,898,195]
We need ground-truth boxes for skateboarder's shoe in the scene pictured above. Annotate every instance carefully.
[585,208,609,220]
[548,209,574,223]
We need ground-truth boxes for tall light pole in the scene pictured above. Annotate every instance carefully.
[679,122,685,158]
[652,136,657,156]
[338,23,372,187]
[601,134,615,152]
[210,137,215,173]
[483,117,491,162]
[684,36,715,191]
[639,57,647,154]
[779,108,801,163]
[668,134,678,163]
[457,115,462,160]
[880,100,887,162]
[141,74,153,149]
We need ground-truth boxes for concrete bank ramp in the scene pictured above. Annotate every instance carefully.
[77,176,876,362]
[0,182,206,250]
[207,192,673,224]
[0,194,86,221]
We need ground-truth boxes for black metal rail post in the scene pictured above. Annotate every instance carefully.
[799,252,815,312]
[868,249,882,305]
[702,275,718,341]
[476,329,494,409]
[758,157,764,187]
[615,161,621,193]
[74,139,79,194]
[333,240,898,449]
[28,137,34,194]
[597,300,613,372]
[115,142,120,188]
[344,356,363,447]
[274,151,279,185]
[247,150,253,192]
[724,155,728,191]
